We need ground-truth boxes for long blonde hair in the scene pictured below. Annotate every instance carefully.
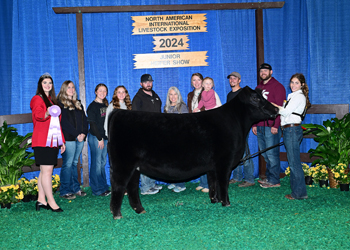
[57,80,82,110]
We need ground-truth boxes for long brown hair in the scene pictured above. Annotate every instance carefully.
[36,73,57,108]
[94,83,108,106]
[111,86,132,110]
[57,80,82,110]
[290,73,311,109]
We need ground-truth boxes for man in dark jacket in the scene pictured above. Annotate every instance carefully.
[132,74,163,195]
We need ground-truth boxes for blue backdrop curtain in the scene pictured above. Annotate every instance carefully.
[1,0,349,183]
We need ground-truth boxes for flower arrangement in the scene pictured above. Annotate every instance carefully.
[284,167,290,176]
[18,177,35,196]
[302,163,312,176]
[303,113,350,169]
[30,178,38,196]
[331,163,350,184]
[0,184,24,205]
[310,164,329,182]
[52,174,60,193]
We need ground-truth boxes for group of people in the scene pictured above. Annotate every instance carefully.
[30,62,310,212]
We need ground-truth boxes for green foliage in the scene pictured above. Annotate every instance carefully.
[0,121,35,186]
[303,113,350,168]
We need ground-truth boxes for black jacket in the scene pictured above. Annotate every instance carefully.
[132,88,162,113]
[58,100,88,141]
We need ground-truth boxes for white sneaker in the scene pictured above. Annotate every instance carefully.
[141,187,159,195]
[168,184,176,189]
[154,185,163,190]
[173,186,186,193]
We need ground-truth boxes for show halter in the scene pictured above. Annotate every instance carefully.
[46,105,63,147]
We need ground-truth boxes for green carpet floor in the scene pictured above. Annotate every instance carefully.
[1,177,349,249]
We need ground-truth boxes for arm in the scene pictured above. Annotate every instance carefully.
[271,83,286,129]
[131,95,142,111]
[214,91,222,107]
[59,103,80,139]
[30,96,50,122]
[278,94,306,118]
[87,103,103,141]
[104,104,114,137]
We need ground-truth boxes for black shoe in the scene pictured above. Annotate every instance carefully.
[35,201,49,211]
[47,203,63,212]
[99,190,111,197]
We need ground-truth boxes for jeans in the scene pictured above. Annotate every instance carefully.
[88,134,109,196]
[199,175,208,189]
[283,126,307,199]
[60,140,84,196]
[232,136,254,183]
[256,126,281,185]
[140,174,156,193]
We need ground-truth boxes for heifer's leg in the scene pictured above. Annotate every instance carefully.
[216,167,233,207]
[207,171,219,203]
[126,170,146,214]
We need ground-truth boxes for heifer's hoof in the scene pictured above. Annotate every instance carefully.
[134,207,146,214]
[113,215,123,220]
[210,197,219,203]
[221,202,231,207]
[139,210,146,214]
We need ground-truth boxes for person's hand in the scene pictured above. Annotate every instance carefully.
[61,143,66,154]
[252,127,257,135]
[271,127,278,134]
[77,134,85,142]
[45,107,50,118]
[193,108,199,113]
[98,139,104,149]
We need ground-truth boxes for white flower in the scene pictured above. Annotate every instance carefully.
[327,127,331,133]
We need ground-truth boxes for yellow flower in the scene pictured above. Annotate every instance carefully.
[54,174,60,181]
[335,173,340,178]
[53,185,58,189]
[1,187,8,192]
[34,186,38,191]
[16,191,24,200]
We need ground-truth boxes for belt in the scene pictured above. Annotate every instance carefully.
[282,123,300,129]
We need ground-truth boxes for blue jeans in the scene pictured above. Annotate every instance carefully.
[256,126,281,185]
[60,140,84,196]
[88,135,109,196]
[199,175,208,189]
[283,126,307,199]
[232,136,254,183]
[140,174,156,193]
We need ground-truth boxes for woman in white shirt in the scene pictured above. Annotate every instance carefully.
[273,73,311,200]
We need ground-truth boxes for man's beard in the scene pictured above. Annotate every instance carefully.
[142,86,152,91]
[260,73,272,81]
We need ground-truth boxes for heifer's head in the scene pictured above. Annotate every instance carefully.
[239,86,278,122]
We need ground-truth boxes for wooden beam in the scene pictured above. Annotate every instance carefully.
[53,2,284,14]
[76,13,90,187]
[0,113,32,126]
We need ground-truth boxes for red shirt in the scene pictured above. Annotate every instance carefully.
[30,95,65,147]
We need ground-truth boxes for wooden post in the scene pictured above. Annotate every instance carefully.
[76,13,89,187]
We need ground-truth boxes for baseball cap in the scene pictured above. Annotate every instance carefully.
[259,63,272,71]
[227,72,241,79]
[141,74,153,82]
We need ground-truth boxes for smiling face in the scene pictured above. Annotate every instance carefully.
[290,77,303,92]
[259,69,272,82]
[116,87,126,102]
[191,75,203,90]
[229,76,241,91]
[42,78,53,96]
[168,89,178,106]
[202,79,213,91]
[95,86,107,102]
[66,82,75,99]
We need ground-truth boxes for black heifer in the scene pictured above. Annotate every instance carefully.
[108,86,278,219]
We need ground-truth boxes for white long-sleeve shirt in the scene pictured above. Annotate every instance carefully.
[278,90,306,126]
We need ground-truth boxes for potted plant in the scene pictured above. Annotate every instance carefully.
[302,163,313,185]
[310,164,329,187]
[303,113,350,188]
[0,184,24,208]
[17,178,35,202]
[52,174,60,193]
[0,121,35,186]
[331,163,350,191]
[303,113,350,168]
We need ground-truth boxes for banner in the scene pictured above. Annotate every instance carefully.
[132,14,207,35]
[133,51,208,69]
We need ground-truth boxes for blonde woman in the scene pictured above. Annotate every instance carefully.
[57,80,88,199]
